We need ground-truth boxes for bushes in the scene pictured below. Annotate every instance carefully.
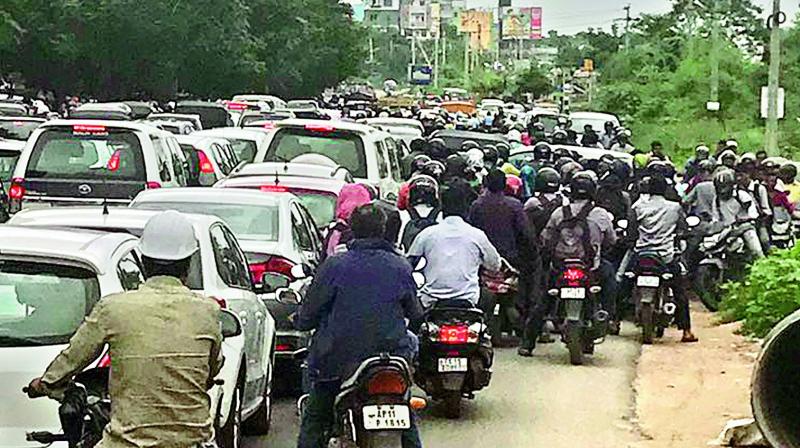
[720,245,800,338]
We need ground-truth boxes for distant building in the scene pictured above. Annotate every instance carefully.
[500,41,558,67]
[364,0,402,30]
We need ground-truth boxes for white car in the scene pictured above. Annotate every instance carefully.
[7,208,276,448]
[147,113,204,131]
[359,118,424,147]
[0,139,24,183]
[252,119,403,201]
[0,116,46,141]
[569,111,621,135]
[231,94,287,111]
[175,135,241,186]
[192,127,271,164]
[0,226,244,448]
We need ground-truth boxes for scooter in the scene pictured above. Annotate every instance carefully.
[547,260,608,365]
[694,221,754,311]
[415,299,492,419]
[480,259,520,345]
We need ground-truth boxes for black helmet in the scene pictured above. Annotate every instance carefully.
[713,168,736,200]
[421,160,445,180]
[483,145,499,167]
[560,161,583,185]
[697,159,715,174]
[551,129,568,144]
[533,122,545,131]
[535,167,561,193]
[759,158,780,175]
[779,163,797,182]
[533,142,552,162]
[410,154,432,175]
[408,174,439,207]
[495,142,511,162]
[569,171,598,200]
[445,154,468,179]
[460,140,480,152]
[427,137,448,160]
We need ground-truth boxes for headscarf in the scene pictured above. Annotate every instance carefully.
[335,184,371,221]
[520,165,536,200]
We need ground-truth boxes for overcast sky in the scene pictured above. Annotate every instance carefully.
[463,0,799,35]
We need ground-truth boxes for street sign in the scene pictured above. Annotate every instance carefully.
[760,87,785,119]
[706,101,720,111]
[409,65,433,85]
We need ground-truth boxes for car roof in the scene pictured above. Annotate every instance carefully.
[569,111,619,121]
[361,118,423,128]
[9,207,221,240]
[218,174,347,195]
[431,129,509,141]
[0,116,46,123]
[0,225,137,274]
[232,162,352,180]
[175,135,230,146]
[275,119,380,135]
[177,100,227,109]
[39,118,168,134]
[511,144,633,165]
[193,127,270,140]
[132,187,286,207]
[0,139,25,151]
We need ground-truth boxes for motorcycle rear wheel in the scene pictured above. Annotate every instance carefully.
[641,303,655,345]
[695,265,720,312]
[566,322,584,366]
[359,431,403,448]
[442,390,462,419]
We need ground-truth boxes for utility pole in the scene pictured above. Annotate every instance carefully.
[434,33,440,88]
[497,0,504,64]
[765,0,783,154]
[623,4,631,51]
[710,0,721,108]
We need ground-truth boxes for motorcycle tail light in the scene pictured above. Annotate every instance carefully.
[439,325,469,344]
[366,370,407,396]
[467,322,483,343]
[563,268,586,287]
[97,352,111,368]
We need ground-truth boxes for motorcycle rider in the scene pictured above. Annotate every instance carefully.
[296,203,424,448]
[627,174,698,343]
[520,172,617,356]
[610,129,635,153]
[400,175,441,252]
[580,124,601,147]
[778,163,800,206]
[601,121,616,149]
[26,211,223,448]
[685,145,712,180]
[711,168,765,259]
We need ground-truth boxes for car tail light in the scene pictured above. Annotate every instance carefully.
[226,101,249,111]
[262,122,276,129]
[276,343,293,352]
[438,325,469,344]
[211,296,227,308]
[73,124,107,134]
[107,150,121,171]
[9,178,25,200]
[260,185,289,193]
[304,124,336,133]
[197,150,215,174]
[249,255,295,284]
[563,267,586,286]
[366,370,407,396]
[97,352,111,368]
[146,181,161,189]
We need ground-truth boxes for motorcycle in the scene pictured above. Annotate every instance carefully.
[415,299,492,419]
[624,252,677,344]
[327,354,424,448]
[480,259,520,345]
[694,221,753,312]
[547,260,608,365]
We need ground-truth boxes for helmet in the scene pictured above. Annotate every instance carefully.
[560,161,583,185]
[495,142,511,162]
[140,211,199,261]
[719,150,737,168]
[483,145,499,167]
[445,154,468,178]
[697,159,715,173]
[421,160,445,180]
[533,122,545,131]
[427,137,448,159]
[506,130,522,143]
[465,148,484,171]
[461,140,480,152]
[739,152,757,164]
[410,154,432,175]
[408,174,439,207]
[759,158,780,175]
[533,142,552,162]
[551,130,568,144]
[779,163,797,182]
[505,174,523,197]
[695,145,710,159]
[535,167,561,193]
[713,168,736,200]
[569,171,598,200]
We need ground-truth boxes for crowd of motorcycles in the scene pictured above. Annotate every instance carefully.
[21,99,800,447]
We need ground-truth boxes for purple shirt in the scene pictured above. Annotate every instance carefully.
[468,191,529,263]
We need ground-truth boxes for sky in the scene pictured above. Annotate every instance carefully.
[462,0,799,35]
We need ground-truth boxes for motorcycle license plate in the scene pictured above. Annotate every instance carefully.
[560,288,586,299]
[362,405,411,430]
[637,276,660,287]
[438,357,468,372]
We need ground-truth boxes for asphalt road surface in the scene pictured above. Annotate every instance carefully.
[246,327,642,448]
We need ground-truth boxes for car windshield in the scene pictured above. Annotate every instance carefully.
[0,120,40,140]
[26,127,146,181]
[570,117,613,134]
[535,115,560,132]
[135,201,280,242]
[0,260,100,347]
[292,190,336,227]
[227,138,257,163]
[266,128,366,178]
[0,150,20,182]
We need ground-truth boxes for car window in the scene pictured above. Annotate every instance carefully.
[0,260,100,346]
[117,251,144,291]
[227,138,257,163]
[0,120,41,140]
[291,204,313,251]
[150,136,173,182]
[209,224,250,290]
[165,137,187,186]
[212,143,232,174]
[220,226,253,289]
[266,128,367,178]
[297,203,323,255]
[385,138,403,182]
[179,143,201,186]
[27,127,145,181]
[375,140,389,179]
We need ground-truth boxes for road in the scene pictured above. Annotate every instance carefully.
[246,327,643,448]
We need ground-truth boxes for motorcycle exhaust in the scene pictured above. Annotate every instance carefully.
[663,303,677,315]
[589,310,610,339]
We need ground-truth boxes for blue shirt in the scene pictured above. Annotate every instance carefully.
[295,238,423,381]
[408,216,501,307]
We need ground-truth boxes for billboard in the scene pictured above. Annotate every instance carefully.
[409,65,433,85]
[529,7,543,39]
[458,10,493,50]
[501,7,543,40]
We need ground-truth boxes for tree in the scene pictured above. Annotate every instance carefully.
[512,63,551,100]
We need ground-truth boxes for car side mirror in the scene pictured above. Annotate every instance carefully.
[253,272,291,295]
[275,288,301,305]
[412,272,426,289]
[220,309,242,338]
[291,263,312,280]
[617,219,628,229]
[687,216,701,227]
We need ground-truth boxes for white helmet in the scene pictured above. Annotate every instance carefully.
[139,211,199,261]
[506,129,522,143]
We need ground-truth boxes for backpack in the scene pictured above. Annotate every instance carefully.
[548,201,596,265]
[526,193,563,234]
[401,206,440,252]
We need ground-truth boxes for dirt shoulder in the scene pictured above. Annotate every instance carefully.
[633,306,761,448]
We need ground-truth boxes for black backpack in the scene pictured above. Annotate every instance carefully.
[548,201,596,265]
[526,193,563,234]
[401,206,440,252]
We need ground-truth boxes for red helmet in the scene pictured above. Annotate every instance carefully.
[505,174,523,198]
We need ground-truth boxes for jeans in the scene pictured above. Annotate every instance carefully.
[297,380,423,448]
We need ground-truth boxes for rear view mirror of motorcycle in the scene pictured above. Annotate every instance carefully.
[686,216,701,227]
[220,309,243,339]
[413,257,427,271]
[617,219,628,229]
[412,272,426,288]
[276,288,301,305]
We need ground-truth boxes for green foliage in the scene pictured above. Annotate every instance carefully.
[720,245,800,338]
[511,63,551,100]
